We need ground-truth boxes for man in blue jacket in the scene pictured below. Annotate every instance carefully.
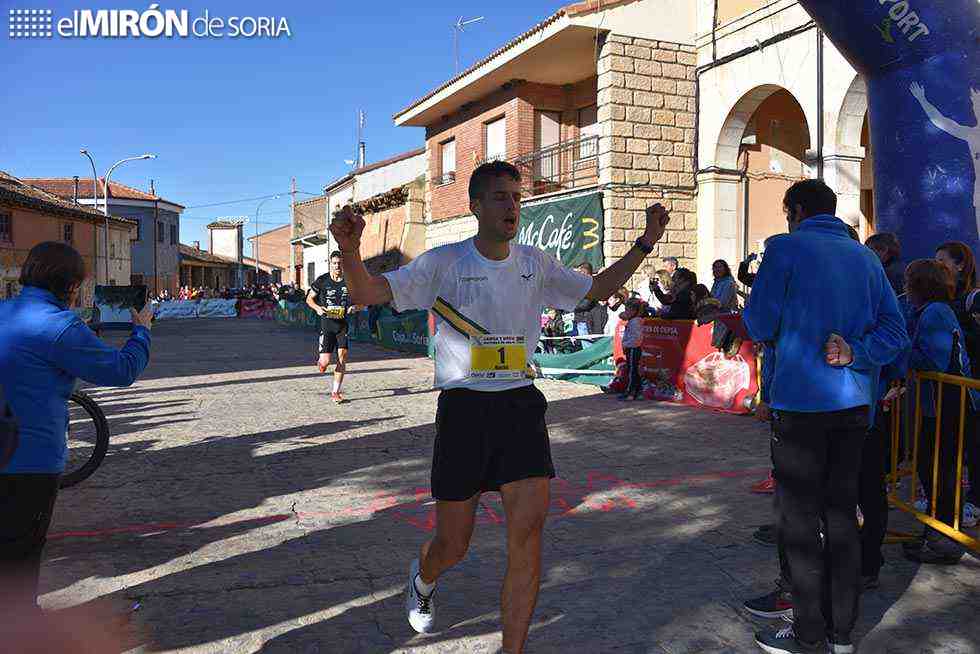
[0,242,153,612]
[744,180,908,654]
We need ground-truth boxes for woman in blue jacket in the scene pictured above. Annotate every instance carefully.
[0,242,154,610]
[710,259,738,311]
[903,259,975,564]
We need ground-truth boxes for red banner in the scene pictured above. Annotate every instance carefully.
[238,299,277,320]
[614,316,759,414]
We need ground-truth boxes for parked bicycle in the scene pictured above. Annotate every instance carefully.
[61,390,110,489]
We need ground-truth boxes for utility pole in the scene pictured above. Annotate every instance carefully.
[254,195,280,286]
[289,177,297,286]
[151,179,159,296]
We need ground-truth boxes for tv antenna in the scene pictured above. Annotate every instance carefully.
[453,15,484,75]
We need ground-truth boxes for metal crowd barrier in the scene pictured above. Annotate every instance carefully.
[887,370,979,553]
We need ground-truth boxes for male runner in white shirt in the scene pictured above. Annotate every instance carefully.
[330,160,669,654]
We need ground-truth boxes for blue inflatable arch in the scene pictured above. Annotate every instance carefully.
[797,0,980,260]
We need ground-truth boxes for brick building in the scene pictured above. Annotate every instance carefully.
[290,148,426,287]
[247,223,291,282]
[394,0,698,289]
[0,171,136,306]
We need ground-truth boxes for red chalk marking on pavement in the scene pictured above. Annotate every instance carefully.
[47,468,768,540]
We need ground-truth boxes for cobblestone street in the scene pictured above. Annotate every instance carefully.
[43,319,980,653]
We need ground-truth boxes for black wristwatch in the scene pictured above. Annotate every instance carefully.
[633,237,654,255]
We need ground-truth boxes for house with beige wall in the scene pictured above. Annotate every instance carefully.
[26,177,184,296]
[694,0,872,281]
[0,172,136,306]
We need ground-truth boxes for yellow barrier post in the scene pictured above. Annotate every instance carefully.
[930,380,943,518]
[888,371,980,554]
[910,378,922,508]
[885,383,919,544]
[954,386,967,533]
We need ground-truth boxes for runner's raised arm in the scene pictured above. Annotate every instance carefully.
[329,206,394,307]
[585,203,670,301]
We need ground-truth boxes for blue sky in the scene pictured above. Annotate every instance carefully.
[0,0,561,255]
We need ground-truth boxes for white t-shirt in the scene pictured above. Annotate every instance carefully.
[383,238,592,391]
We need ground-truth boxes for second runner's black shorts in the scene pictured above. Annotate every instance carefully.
[319,316,349,354]
[431,384,555,501]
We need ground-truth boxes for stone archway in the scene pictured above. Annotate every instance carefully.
[827,74,872,236]
[698,84,811,277]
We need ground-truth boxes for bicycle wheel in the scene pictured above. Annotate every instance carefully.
[61,391,110,489]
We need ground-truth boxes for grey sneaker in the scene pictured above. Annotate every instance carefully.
[744,585,793,619]
[405,559,435,633]
[754,625,824,653]
[828,637,855,654]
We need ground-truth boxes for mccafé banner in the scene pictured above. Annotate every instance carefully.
[517,191,604,269]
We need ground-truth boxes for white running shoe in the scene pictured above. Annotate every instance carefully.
[405,558,435,633]
[963,502,979,528]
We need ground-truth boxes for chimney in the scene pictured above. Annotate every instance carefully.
[149,179,155,196]
[193,240,200,250]
[72,176,79,204]
[358,141,366,169]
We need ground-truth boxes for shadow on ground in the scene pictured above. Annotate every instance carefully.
[41,322,980,653]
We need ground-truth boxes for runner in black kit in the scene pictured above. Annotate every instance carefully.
[305,251,358,403]
[330,160,670,654]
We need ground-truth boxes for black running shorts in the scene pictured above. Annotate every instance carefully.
[431,384,555,501]
[318,316,349,354]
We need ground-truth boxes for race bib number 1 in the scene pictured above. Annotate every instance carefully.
[470,334,527,380]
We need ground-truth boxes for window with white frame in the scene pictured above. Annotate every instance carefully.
[485,117,506,161]
[439,138,456,185]
[578,105,599,160]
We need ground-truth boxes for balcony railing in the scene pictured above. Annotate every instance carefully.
[511,135,599,198]
[433,171,456,186]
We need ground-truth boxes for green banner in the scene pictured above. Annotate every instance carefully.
[377,310,430,354]
[347,310,374,342]
[275,301,319,329]
[517,191,604,269]
[533,336,615,386]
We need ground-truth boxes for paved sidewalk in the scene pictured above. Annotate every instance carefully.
[43,319,980,653]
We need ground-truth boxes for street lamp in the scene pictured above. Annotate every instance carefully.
[79,150,155,284]
[253,194,280,285]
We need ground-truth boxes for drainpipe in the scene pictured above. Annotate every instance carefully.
[741,151,750,257]
[816,28,825,179]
